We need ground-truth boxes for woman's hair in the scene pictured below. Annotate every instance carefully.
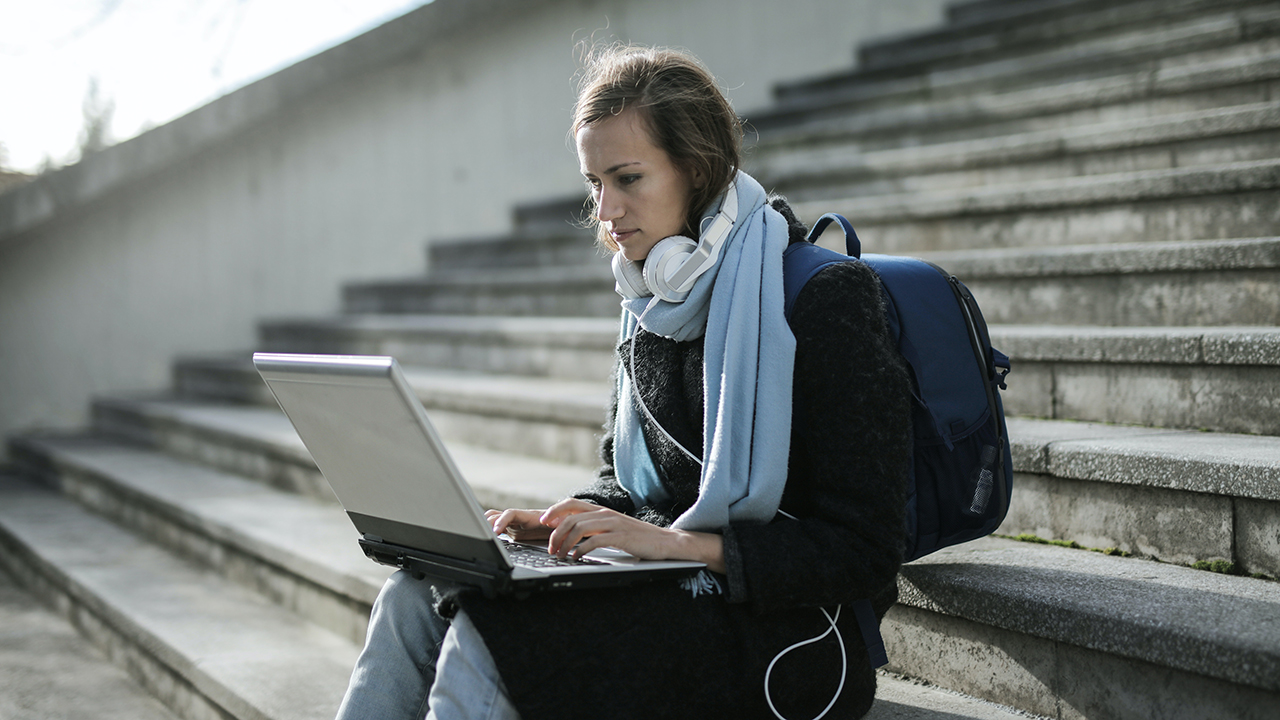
[573,45,743,251]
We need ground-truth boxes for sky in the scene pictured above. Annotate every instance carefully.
[0,0,431,173]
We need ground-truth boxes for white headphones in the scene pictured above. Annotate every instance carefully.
[611,181,739,303]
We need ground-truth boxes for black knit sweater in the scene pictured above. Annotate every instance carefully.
[449,199,913,720]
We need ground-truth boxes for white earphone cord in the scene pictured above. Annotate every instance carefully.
[629,297,704,466]
[765,510,846,720]
[765,605,847,720]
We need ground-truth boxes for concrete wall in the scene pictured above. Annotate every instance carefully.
[0,0,949,448]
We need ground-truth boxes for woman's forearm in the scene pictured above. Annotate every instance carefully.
[674,530,726,574]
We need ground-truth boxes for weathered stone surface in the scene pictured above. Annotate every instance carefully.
[0,565,181,720]
[1001,472,1234,563]
[825,187,1280,254]
[967,266,1280,326]
[1050,640,1280,720]
[862,0,1248,72]
[867,671,1037,719]
[343,264,617,318]
[759,103,1280,202]
[1236,497,1280,577]
[1045,423,1280,499]
[99,369,611,473]
[258,315,618,381]
[884,604,1060,717]
[0,475,361,720]
[84,395,599,497]
[991,327,1280,432]
[898,538,1280,693]
[777,10,1269,110]
[9,435,384,643]
[932,237,1280,280]
[887,595,1280,720]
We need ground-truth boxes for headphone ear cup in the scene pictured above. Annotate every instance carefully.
[643,235,698,303]
[611,252,652,299]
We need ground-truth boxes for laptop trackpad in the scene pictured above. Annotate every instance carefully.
[581,546,643,566]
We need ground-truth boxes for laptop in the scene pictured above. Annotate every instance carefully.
[252,352,705,597]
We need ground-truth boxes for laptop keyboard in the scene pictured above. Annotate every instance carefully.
[501,539,607,568]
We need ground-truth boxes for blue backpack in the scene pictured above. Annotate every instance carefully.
[783,213,1013,666]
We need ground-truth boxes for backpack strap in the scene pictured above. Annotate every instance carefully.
[852,599,888,668]
[805,213,861,257]
[782,241,849,319]
[783,213,863,319]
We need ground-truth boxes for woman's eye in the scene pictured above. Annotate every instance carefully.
[619,175,640,186]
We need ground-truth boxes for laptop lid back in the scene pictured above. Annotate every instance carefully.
[253,353,510,570]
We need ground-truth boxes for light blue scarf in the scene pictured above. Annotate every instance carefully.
[614,171,796,532]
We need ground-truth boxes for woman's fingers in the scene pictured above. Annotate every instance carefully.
[538,498,598,528]
[546,508,612,556]
[488,508,552,541]
[547,509,672,559]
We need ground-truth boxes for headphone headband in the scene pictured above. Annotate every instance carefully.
[611,180,739,303]
[664,182,738,293]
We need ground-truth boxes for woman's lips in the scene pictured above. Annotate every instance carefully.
[611,229,638,243]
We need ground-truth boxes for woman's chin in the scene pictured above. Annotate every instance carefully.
[619,246,651,263]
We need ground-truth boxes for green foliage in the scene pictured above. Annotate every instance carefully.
[1191,560,1242,576]
[1007,533,1083,550]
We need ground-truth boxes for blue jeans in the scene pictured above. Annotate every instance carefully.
[334,572,521,720]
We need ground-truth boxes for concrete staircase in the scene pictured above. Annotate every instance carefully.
[3,0,1279,717]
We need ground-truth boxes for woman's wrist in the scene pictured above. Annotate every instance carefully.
[674,530,726,574]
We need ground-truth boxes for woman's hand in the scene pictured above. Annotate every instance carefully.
[485,508,553,543]
[540,499,725,573]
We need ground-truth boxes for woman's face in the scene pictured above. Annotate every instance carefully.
[576,110,699,262]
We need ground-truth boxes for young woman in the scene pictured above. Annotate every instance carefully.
[335,46,912,720]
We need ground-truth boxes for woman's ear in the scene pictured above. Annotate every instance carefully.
[690,165,706,190]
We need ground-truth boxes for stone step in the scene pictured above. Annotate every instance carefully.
[0,448,1040,720]
[511,196,591,237]
[256,314,618,381]
[945,0,1089,26]
[888,536,1280,719]
[87,392,600,498]
[0,473,360,720]
[350,235,1280,327]
[790,158,1280,253]
[0,555,182,720]
[770,5,1280,118]
[749,40,1280,151]
[173,354,279,405]
[425,223,595,273]
[934,237,1280,327]
[6,431,591,640]
[343,262,615,317]
[6,435,387,645]
[174,353,609,466]
[756,101,1280,200]
[177,355,611,432]
[1004,417,1280,577]
[869,673,1046,719]
[995,324,1280,434]
[78,377,1280,574]
[858,0,1269,77]
[258,314,1280,433]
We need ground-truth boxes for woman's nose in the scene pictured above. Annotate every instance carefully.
[596,187,622,223]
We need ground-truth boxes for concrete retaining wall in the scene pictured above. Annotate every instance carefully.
[0,0,948,449]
